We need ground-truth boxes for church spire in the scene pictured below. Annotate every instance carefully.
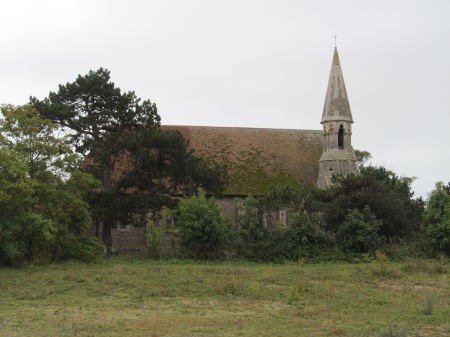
[321,47,353,124]
[317,47,357,189]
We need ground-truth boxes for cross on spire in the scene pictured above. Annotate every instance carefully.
[333,33,338,47]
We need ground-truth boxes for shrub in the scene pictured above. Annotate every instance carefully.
[178,194,229,259]
[421,294,435,315]
[338,205,382,252]
[56,235,104,263]
[146,221,162,259]
[235,196,272,260]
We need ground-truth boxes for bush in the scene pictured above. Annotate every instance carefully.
[178,194,229,259]
[56,235,104,263]
[338,205,381,253]
[235,196,271,260]
[146,221,162,259]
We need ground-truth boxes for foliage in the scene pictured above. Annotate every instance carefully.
[338,205,382,252]
[319,165,423,239]
[422,182,450,254]
[178,194,229,259]
[234,195,332,261]
[31,68,228,248]
[283,208,331,259]
[258,183,318,214]
[354,148,372,170]
[146,221,162,259]
[115,128,229,214]
[30,68,160,247]
[421,294,436,315]
[235,196,269,259]
[0,104,101,266]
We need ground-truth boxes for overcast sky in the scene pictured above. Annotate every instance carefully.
[1,0,449,199]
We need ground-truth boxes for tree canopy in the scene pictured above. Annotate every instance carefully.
[30,68,228,248]
[0,104,101,266]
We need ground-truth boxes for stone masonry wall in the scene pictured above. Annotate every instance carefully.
[87,222,147,252]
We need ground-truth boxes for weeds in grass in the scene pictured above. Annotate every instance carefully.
[371,250,400,278]
[286,259,307,304]
[376,250,387,272]
[379,325,406,337]
[413,329,423,337]
[1,260,449,336]
[421,293,435,315]
[401,260,447,275]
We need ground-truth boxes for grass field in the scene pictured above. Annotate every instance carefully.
[0,257,449,337]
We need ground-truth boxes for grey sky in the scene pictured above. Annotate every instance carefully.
[1,0,449,199]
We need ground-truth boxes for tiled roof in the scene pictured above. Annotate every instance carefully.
[162,125,323,195]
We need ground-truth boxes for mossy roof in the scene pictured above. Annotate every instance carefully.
[162,125,323,195]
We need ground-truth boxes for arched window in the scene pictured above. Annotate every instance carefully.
[338,124,344,149]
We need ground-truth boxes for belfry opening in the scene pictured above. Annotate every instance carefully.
[338,124,344,149]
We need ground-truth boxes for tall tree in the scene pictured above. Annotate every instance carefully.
[30,69,160,247]
[31,69,228,249]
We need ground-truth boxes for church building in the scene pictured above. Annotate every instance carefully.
[91,47,357,250]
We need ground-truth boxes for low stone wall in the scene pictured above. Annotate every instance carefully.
[159,232,180,258]
[86,196,292,251]
[86,222,147,252]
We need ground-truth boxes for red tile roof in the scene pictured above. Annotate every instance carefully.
[162,125,323,195]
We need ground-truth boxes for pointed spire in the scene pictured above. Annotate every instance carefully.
[321,48,353,123]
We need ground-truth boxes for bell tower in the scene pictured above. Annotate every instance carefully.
[317,48,357,188]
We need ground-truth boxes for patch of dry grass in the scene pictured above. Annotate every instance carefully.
[0,259,449,336]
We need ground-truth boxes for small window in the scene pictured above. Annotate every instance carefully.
[338,124,344,149]
[119,222,127,230]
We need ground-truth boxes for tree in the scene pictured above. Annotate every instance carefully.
[178,194,229,259]
[0,104,101,265]
[30,68,160,247]
[354,149,372,170]
[115,128,228,219]
[422,182,450,254]
[31,69,228,249]
[0,104,75,178]
[318,166,422,238]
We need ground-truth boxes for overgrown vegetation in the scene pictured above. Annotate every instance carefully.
[1,69,228,265]
[1,67,449,268]
[0,104,102,266]
[0,259,448,336]
[178,194,229,259]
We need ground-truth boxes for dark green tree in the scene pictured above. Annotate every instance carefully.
[30,68,160,247]
[318,166,423,239]
[31,69,228,249]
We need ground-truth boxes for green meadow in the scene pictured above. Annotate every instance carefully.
[1,258,449,337]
